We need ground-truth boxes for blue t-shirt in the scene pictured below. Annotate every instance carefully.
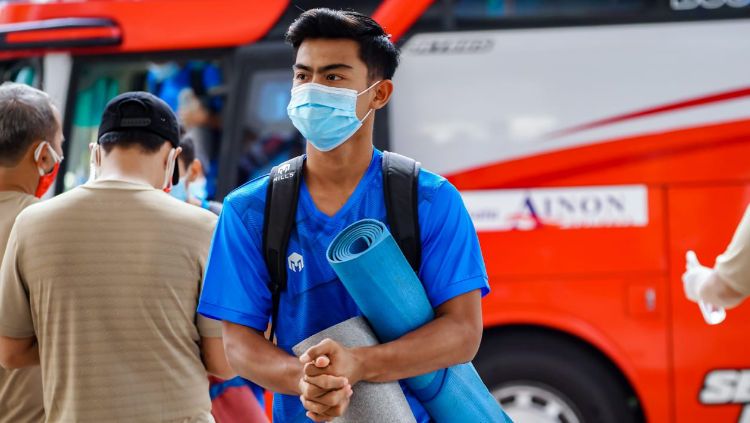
[198,149,490,423]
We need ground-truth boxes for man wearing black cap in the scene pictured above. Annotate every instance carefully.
[0,91,235,422]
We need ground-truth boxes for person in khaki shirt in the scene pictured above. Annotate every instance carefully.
[683,206,750,310]
[0,91,235,422]
[0,83,63,423]
[0,83,64,423]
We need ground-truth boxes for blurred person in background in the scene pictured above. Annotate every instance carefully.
[148,60,224,198]
[235,128,306,184]
[0,91,234,422]
[683,209,750,310]
[0,82,63,423]
[172,135,223,215]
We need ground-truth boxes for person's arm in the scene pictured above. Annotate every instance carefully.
[222,321,351,420]
[698,272,745,309]
[0,221,38,369]
[301,290,482,385]
[0,336,38,369]
[683,205,750,309]
[196,199,304,387]
[222,322,350,392]
[200,336,236,379]
[223,322,303,395]
[711,205,750,308]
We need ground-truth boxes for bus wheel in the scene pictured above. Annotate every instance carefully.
[475,330,642,423]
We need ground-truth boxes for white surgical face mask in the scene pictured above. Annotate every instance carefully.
[286,81,380,152]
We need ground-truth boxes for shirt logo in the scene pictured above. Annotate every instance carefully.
[288,252,304,272]
[274,163,295,182]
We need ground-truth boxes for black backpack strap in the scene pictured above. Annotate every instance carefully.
[382,151,422,273]
[262,155,305,342]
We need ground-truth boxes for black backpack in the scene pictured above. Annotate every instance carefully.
[262,151,421,341]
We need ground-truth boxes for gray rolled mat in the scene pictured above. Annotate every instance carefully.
[293,316,417,423]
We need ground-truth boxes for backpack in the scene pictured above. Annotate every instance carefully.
[262,151,421,341]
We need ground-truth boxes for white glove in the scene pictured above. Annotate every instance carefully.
[682,250,714,303]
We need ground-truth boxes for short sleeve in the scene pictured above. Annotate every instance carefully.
[715,205,750,296]
[197,315,223,338]
[0,223,35,338]
[198,200,272,331]
[418,180,490,308]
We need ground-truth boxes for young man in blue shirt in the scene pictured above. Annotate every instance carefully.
[198,8,490,422]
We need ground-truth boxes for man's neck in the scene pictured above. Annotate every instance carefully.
[0,167,36,196]
[97,149,163,189]
[303,129,374,217]
[305,131,373,190]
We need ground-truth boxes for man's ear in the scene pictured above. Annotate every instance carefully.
[31,141,47,167]
[370,79,394,111]
[188,159,202,182]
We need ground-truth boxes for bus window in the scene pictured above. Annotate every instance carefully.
[408,0,749,34]
[452,0,649,19]
[63,58,227,197]
[0,59,42,87]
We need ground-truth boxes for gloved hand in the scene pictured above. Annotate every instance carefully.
[682,250,714,303]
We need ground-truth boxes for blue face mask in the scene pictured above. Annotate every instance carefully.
[286,81,380,152]
[188,176,207,200]
[171,176,208,202]
[170,178,189,201]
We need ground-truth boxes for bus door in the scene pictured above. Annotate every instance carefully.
[669,182,750,423]
[216,41,303,198]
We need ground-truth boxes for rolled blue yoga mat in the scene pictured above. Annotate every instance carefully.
[327,219,512,423]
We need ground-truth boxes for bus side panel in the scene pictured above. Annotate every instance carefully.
[478,187,670,421]
[482,275,671,423]
[475,188,666,278]
[668,185,750,423]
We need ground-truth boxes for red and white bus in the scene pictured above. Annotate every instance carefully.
[2,0,750,421]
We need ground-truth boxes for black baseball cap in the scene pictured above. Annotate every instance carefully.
[98,91,181,184]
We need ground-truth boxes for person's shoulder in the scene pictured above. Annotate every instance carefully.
[417,166,451,204]
[1,192,39,220]
[381,151,449,202]
[15,192,39,210]
[223,174,270,220]
[15,187,84,224]
[154,192,218,229]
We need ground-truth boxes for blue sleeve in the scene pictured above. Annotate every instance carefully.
[419,181,490,308]
[198,200,271,331]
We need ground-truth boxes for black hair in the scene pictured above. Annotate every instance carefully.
[0,83,58,167]
[98,130,169,154]
[285,8,400,80]
[178,135,196,166]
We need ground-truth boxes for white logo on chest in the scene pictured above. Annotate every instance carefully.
[288,252,304,272]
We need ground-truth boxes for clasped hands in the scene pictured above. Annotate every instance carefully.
[298,338,365,422]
